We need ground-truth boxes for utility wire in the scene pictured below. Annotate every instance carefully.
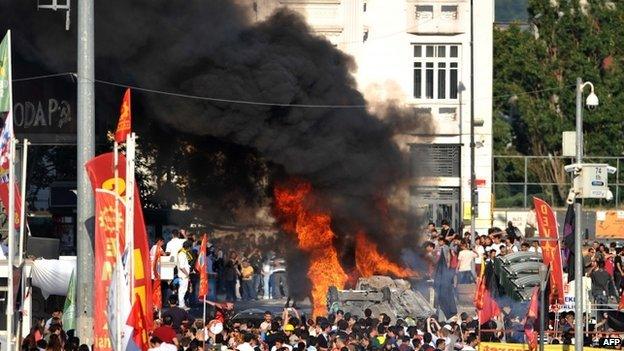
[11,72,579,109]
[12,72,75,82]
[92,78,368,109]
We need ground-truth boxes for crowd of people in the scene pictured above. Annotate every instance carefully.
[420,219,624,347]
[151,229,294,310]
[27,221,624,351]
[26,299,482,351]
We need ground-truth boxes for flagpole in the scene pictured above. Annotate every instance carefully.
[17,138,28,344]
[17,138,27,267]
[113,142,122,351]
[202,300,207,349]
[7,138,16,351]
[125,133,135,296]
[5,29,15,351]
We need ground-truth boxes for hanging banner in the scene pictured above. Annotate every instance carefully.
[478,342,614,351]
[595,210,624,238]
[85,153,153,333]
[0,183,24,230]
[93,189,126,351]
[532,197,565,305]
[0,32,10,113]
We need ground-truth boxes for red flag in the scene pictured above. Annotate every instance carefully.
[152,249,162,310]
[94,189,126,351]
[533,197,565,305]
[474,258,500,323]
[474,259,486,310]
[524,287,539,351]
[196,233,208,298]
[127,293,149,351]
[85,152,153,333]
[115,89,131,143]
[0,182,25,230]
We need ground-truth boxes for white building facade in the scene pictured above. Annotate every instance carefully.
[253,0,494,233]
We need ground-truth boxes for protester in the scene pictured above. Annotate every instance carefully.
[176,241,193,309]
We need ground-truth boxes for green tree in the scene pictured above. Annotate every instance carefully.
[494,0,624,205]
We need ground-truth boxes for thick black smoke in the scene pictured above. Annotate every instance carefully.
[1,1,429,262]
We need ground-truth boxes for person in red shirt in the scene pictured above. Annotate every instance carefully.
[152,315,179,346]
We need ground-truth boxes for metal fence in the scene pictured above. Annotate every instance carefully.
[493,155,624,209]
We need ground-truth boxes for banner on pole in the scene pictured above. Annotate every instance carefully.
[197,233,208,298]
[0,32,10,113]
[94,189,126,351]
[478,342,614,351]
[0,183,24,230]
[62,269,76,331]
[86,152,153,330]
[115,89,131,144]
[532,197,565,305]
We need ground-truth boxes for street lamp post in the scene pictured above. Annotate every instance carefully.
[574,77,598,351]
[469,0,476,242]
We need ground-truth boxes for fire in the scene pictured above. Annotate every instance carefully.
[273,179,417,316]
[355,232,417,278]
[273,180,348,316]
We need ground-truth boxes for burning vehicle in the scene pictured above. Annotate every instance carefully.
[327,275,435,322]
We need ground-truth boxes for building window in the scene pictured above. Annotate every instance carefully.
[415,5,433,20]
[441,5,458,20]
[413,44,460,100]
[410,144,460,177]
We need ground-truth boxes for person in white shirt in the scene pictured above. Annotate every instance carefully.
[176,241,192,308]
[460,335,478,351]
[457,242,478,283]
[528,241,543,254]
[270,338,293,351]
[165,230,186,259]
[149,336,178,351]
[236,334,257,351]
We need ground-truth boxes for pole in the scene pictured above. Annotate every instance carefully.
[18,139,27,266]
[16,139,28,349]
[539,265,548,351]
[113,142,122,351]
[469,0,476,241]
[125,133,135,294]
[76,0,95,343]
[202,298,207,349]
[6,29,15,351]
[574,77,583,351]
[7,139,16,351]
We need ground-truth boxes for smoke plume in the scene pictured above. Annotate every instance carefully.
[1,0,430,270]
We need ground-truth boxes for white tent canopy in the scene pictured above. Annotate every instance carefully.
[30,257,76,298]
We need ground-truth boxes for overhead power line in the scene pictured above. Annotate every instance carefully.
[10,72,577,109]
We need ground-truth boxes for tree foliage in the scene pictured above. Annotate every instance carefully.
[493,0,624,206]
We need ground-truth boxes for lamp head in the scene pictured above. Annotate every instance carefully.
[586,92,599,110]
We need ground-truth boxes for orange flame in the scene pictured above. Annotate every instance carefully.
[273,180,348,317]
[355,232,417,278]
